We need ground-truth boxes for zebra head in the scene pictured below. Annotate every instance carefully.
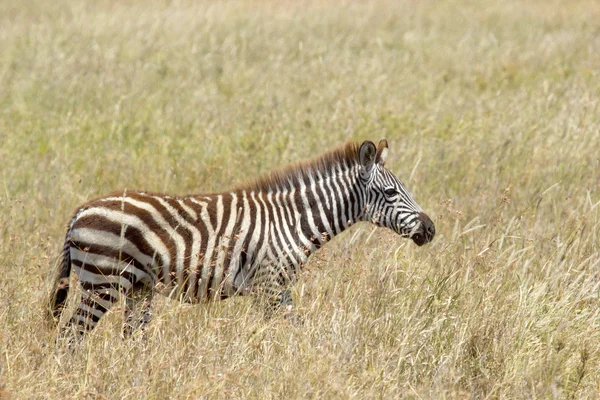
[358,139,435,246]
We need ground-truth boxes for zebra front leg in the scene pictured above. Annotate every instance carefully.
[268,287,304,325]
[251,261,301,322]
[260,284,303,324]
[275,288,293,311]
[276,288,303,322]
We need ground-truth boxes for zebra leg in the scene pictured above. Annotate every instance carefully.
[123,286,153,338]
[62,285,118,336]
[276,288,294,310]
[276,288,302,323]
[261,285,303,324]
[250,261,301,322]
[260,287,302,325]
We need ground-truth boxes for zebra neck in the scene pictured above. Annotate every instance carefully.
[290,162,363,255]
[235,161,365,268]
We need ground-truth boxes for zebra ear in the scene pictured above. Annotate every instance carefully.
[376,139,388,165]
[359,140,377,171]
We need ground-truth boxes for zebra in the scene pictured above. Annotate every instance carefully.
[47,139,435,335]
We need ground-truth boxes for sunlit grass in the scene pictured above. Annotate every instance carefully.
[1,0,599,398]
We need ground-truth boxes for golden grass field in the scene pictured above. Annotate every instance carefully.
[1,0,600,398]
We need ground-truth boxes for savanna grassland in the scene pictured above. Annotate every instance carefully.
[1,0,600,398]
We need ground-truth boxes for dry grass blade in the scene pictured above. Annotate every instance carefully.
[1,0,600,398]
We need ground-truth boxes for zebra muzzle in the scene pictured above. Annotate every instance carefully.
[411,212,435,246]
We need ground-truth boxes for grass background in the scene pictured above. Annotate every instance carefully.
[1,0,600,398]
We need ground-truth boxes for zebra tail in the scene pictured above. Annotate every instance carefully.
[46,230,73,325]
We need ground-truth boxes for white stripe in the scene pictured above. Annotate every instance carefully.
[330,165,348,227]
[351,165,363,220]
[81,289,114,310]
[212,193,238,296]
[71,314,98,327]
[152,196,203,293]
[287,185,316,254]
[254,192,271,268]
[79,303,105,318]
[70,246,152,283]
[267,191,299,269]
[199,195,223,299]
[178,199,198,220]
[100,196,186,287]
[188,197,208,208]
[263,196,288,271]
[225,191,252,294]
[298,175,322,243]
[282,180,295,223]
[337,164,353,226]
[187,197,212,297]
[309,175,334,239]
[275,190,306,265]
[93,286,122,301]
[316,170,331,210]
[324,172,341,234]
[242,191,263,271]
[70,227,157,272]
[74,208,170,271]
[73,264,133,291]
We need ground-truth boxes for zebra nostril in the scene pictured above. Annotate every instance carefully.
[427,224,435,236]
[416,212,435,244]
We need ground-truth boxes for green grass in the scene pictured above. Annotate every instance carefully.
[1,0,600,398]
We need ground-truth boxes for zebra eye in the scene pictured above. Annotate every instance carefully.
[384,188,398,197]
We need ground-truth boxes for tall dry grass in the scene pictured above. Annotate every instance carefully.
[1,0,600,398]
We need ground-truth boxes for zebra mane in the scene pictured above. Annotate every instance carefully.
[240,141,361,193]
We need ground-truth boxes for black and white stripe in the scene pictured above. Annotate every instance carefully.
[48,139,435,335]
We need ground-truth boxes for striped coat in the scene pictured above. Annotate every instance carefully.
[48,139,435,335]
